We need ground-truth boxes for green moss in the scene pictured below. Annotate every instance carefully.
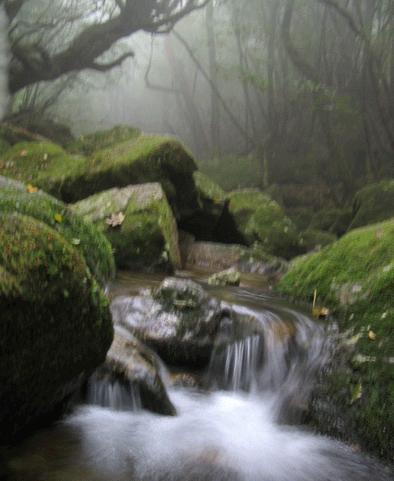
[0,141,88,196]
[299,229,336,253]
[0,213,113,441]
[227,190,300,259]
[193,171,226,203]
[0,184,115,284]
[0,135,199,219]
[350,180,394,230]
[278,219,394,458]
[67,125,141,155]
[73,184,181,272]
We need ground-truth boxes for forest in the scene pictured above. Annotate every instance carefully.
[0,1,393,480]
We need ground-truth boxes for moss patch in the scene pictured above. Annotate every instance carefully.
[67,125,141,155]
[227,190,300,259]
[0,213,113,442]
[278,219,394,459]
[0,183,115,285]
[193,171,226,203]
[73,183,181,272]
[0,136,199,219]
[349,180,394,230]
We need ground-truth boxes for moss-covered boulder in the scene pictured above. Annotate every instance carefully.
[278,219,394,459]
[0,135,199,219]
[227,190,300,259]
[349,180,394,230]
[0,180,115,285]
[298,229,337,253]
[0,213,113,442]
[72,183,181,272]
[67,125,141,155]
[180,171,241,242]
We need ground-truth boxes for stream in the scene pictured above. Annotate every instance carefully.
[4,272,393,481]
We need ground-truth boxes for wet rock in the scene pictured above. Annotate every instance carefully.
[0,213,113,443]
[208,268,241,287]
[72,183,181,272]
[111,278,227,368]
[91,327,176,416]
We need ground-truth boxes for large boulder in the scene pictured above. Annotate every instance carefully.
[89,326,175,416]
[0,178,115,285]
[72,183,181,272]
[349,180,394,230]
[227,190,300,259]
[0,213,113,442]
[111,278,227,368]
[0,135,199,219]
[278,219,394,459]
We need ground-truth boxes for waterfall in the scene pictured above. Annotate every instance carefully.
[0,6,8,120]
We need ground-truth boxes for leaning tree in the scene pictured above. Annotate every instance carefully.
[0,0,209,94]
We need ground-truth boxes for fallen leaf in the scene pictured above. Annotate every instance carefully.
[20,149,28,157]
[54,213,63,223]
[368,330,377,341]
[26,184,38,194]
[312,306,330,319]
[106,212,125,228]
[71,238,81,246]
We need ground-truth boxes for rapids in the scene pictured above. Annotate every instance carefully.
[4,273,393,481]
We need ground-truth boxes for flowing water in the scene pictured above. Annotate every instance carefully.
[4,273,393,481]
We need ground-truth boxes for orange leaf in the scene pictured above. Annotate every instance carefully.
[26,184,38,194]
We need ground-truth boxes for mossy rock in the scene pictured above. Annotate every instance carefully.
[67,125,141,155]
[0,213,113,442]
[278,219,394,459]
[349,180,394,230]
[181,172,234,242]
[0,136,10,155]
[72,183,181,272]
[298,229,337,253]
[227,190,300,259]
[193,171,226,203]
[0,136,199,219]
[0,180,115,285]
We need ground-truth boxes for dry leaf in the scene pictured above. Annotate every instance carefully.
[106,212,125,228]
[26,184,38,194]
[368,330,377,341]
[20,149,28,157]
[54,213,63,223]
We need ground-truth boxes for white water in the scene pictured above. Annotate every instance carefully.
[7,283,393,481]
[0,7,8,120]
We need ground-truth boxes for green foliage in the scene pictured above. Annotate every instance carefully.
[199,155,262,192]
[278,219,394,458]
[298,229,336,253]
[0,212,113,441]
[350,180,394,230]
[228,190,300,259]
[67,125,141,155]
[0,184,115,284]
